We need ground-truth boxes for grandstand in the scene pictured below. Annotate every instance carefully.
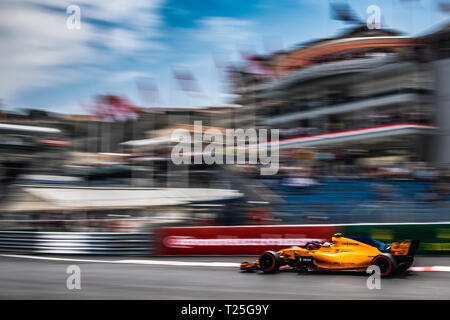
[270,177,450,224]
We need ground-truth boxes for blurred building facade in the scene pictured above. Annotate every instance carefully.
[229,24,450,169]
[1,23,450,227]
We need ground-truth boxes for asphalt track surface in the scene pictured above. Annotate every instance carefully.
[1,255,450,299]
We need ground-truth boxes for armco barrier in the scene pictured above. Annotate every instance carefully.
[154,225,338,255]
[154,222,450,256]
[0,231,152,255]
[2,223,448,256]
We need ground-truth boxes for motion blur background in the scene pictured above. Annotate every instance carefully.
[0,0,450,237]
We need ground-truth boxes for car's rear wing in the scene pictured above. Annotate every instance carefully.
[390,240,420,257]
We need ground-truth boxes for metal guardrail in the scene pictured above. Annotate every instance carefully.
[0,231,152,255]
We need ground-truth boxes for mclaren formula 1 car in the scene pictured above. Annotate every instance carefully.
[240,233,420,277]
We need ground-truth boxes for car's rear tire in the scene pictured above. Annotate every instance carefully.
[259,251,281,273]
[370,254,396,277]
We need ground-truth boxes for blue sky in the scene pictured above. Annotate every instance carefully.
[1,0,449,114]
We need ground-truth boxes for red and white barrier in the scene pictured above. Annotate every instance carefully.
[154,225,338,255]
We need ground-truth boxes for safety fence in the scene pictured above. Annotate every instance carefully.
[0,231,152,255]
[1,222,449,256]
[153,222,450,256]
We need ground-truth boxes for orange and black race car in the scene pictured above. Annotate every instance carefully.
[240,233,420,277]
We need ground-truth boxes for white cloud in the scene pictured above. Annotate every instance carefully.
[188,16,260,106]
[35,0,164,31]
[196,17,257,57]
[0,0,166,104]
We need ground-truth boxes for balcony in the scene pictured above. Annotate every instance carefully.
[264,88,432,126]
[260,54,400,95]
[271,123,436,149]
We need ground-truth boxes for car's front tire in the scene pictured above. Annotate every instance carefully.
[259,251,281,273]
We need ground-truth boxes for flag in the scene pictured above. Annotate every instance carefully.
[437,0,450,12]
[173,68,206,96]
[239,51,275,77]
[136,79,162,108]
[330,3,361,24]
[92,95,140,122]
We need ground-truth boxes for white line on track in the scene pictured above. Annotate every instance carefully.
[0,254,240,268]
[1,254,450,271]
[119,259,240,267]
[0,254,116,264]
